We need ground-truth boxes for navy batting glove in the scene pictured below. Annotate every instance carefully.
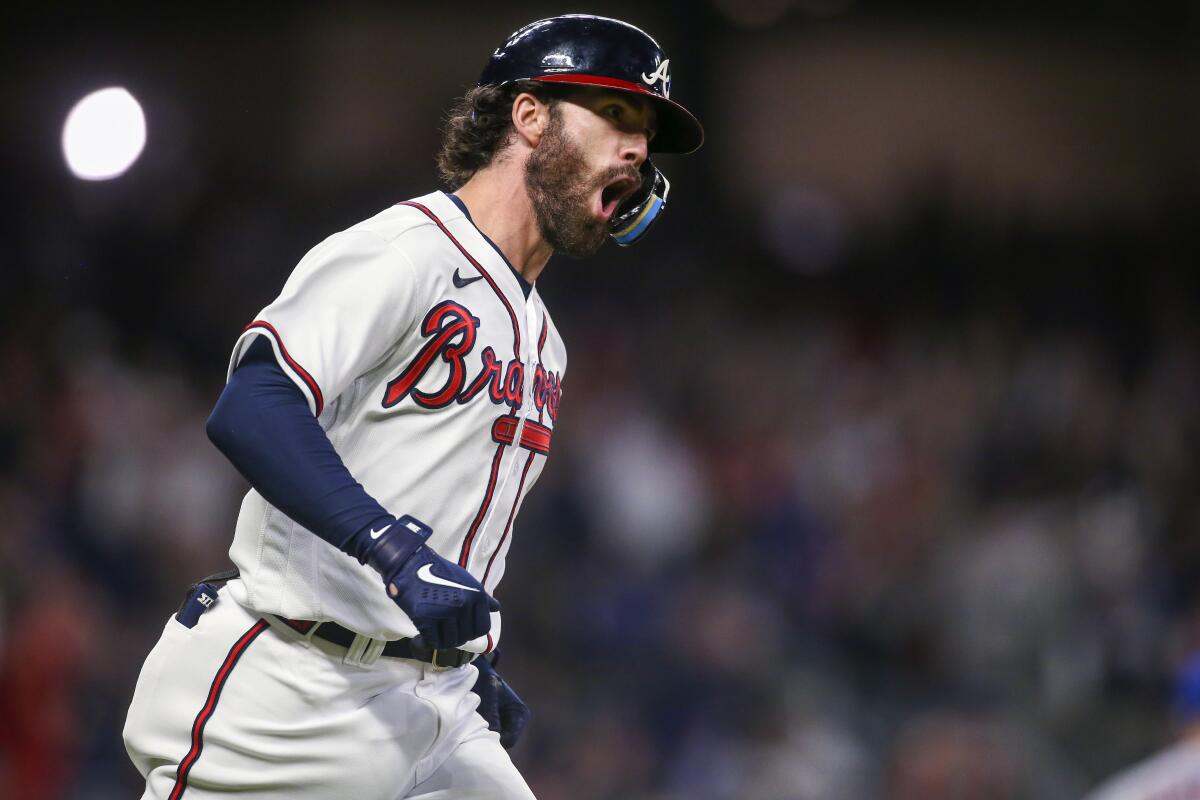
[472,654,530,750]
[350,515,500,650]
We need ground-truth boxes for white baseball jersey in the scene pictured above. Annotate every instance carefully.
[222,190,566,653]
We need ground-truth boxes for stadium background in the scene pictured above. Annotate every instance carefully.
[2,1,1198,797]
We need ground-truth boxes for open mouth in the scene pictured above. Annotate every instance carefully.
[598,176,639,220]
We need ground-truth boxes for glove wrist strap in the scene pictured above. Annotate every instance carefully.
[347,514,433,576]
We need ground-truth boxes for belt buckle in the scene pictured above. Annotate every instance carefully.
[430,648,470,669]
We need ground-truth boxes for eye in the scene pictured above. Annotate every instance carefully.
[604,104,624,121]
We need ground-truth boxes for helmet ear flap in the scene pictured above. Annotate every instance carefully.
[609,161,670,246]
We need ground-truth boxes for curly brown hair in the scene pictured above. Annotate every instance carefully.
[437,81,562,190]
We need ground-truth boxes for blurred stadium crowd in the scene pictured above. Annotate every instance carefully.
[4,3,1200,799]
[1,173,1197,799]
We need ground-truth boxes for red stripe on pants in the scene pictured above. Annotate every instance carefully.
[168,619,269,799]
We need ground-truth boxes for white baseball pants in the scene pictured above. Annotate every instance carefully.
[123,582,535,799]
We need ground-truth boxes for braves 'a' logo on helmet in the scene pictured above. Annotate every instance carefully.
[641,59,670,97]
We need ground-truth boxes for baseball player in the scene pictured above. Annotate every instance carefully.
[122,14,702,800]
[1083,654,1200,800]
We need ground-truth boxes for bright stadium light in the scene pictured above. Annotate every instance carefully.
[62,87,147,181]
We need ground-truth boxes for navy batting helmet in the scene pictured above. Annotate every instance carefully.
[479,14,704,155]
[479,15,703,245]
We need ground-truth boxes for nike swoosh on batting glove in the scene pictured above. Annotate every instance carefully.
[348,514,500,650]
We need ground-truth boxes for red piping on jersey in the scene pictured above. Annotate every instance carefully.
[491,417,552,456]
[536,313,548,424]
[483,314,553,586]
[396,201,521,354]
[458,434,509,567]
[244,321,325,416]
[169,619,269,800]
[484,450,537,586]
[399,198,526,570]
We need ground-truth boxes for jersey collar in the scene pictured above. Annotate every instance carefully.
[445,192,533,300]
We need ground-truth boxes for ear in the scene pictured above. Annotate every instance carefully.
[511,92,550,148]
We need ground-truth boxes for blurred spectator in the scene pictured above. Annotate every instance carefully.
[0,566,98,800]
[887,712,1018,800]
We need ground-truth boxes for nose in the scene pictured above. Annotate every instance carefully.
[620,132,648,169]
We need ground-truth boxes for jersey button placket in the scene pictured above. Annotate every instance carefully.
[474,292,533,572]
[510,297,541,447]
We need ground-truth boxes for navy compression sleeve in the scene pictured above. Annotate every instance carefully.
[206,336,393,560]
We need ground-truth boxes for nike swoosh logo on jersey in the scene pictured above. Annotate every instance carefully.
[416,563,479,592]
[370,524,392,540]
[452,268,483,288]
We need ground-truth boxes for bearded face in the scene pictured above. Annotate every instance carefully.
[524,105,637,258]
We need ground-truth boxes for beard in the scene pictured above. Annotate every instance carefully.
[524,108,635,258]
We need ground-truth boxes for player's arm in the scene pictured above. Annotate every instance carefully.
[206,336,498,649]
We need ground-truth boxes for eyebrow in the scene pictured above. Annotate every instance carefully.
[594,91,657,135]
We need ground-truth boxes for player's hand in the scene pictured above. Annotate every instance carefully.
[386,546,500,650]
[471,653,530,750]
[360,515,500,650]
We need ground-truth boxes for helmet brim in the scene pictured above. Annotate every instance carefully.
[532,74,704,155]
